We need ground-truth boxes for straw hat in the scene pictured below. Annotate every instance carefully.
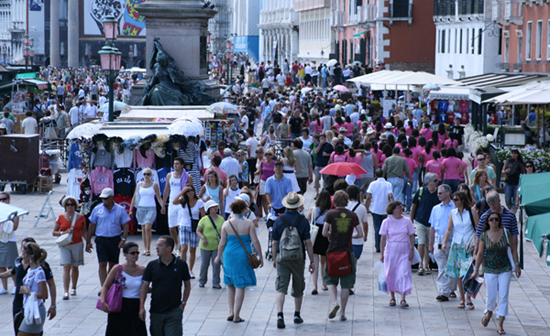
[282,191,305,209]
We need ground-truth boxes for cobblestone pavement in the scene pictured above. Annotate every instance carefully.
[1,175,549,336]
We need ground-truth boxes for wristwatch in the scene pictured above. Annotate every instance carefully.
[181,301,186,305]
[121,237,127,241]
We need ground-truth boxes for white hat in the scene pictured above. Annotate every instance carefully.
[282,191,305,209]
[366,127,375,135]
[204,200,219,213]
[235,194,250,206]
[99,188,114,198]
[384,122,394,129]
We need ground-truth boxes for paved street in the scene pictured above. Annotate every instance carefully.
[1,175,550,336]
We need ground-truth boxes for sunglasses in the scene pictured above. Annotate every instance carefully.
[526,165,533,168]
[143,173,152,176]
[488,218,499,222]
[65,203,76,206]
[265,153,273,156]
[255,150,263,153]
[452,198,460,202]
[0,198,7,201]
[127,251,140,255]
[476,157,485,161]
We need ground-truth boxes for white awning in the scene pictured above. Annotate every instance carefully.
[483,81,550,104]
[118,106,215,120]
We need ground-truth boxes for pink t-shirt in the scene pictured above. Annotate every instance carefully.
[442,156,463,180]
[405,126,413,136]
[404,157,417,178]
[438,132,447,144]
[459,161,468,181]
[311,121,322,134]
[347,154,363,177]
[372,149,384,167]
[444,139,458,149]
[426,159,443,180]
[420,128,432,140]
[421,148,435,167]
[331,153,348,163]
[379,154,387,168]
[344,122,355,137]
[411,146,422,165]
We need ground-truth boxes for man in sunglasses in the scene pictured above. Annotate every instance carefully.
[87,188,131,288]
[469,154,496,187]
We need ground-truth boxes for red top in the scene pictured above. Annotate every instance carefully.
[56,215,86,244]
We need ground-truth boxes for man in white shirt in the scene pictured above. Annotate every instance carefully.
[69,102,80,126]
[78,86,86,100]
[276,73,285,92]
[85,101,98,119]
[21,111,38,134]
[349,107,360,125]
[245,128,260,185]
[99,94,107,107]
[346,185,369,260]
[240,109,249,131]
[219,148,241,178]
[365,169,394,252]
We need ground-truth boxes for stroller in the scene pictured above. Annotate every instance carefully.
[264,208,285,260]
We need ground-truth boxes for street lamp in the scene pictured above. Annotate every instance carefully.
[101,14,120,122]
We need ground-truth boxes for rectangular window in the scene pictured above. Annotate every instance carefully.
[526,21,532,60]
[536,20,542,60]
[471,28,475,54]
[466,29,469,54]
[460,29,463,54]
[518,36,523,62]
[478,28,482,55]
[448,29,451,53]
[392,0,410,17]
[455,29,458,53]
[504,36,509,63]
[441,29,446,53]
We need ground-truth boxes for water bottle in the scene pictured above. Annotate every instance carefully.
[428,252,435,263]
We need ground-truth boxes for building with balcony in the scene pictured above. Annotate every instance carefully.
[295,0,332,63]
[496,0,550,73]
[258,0,299,63]
[434,0,501,79]
[333,0,435,72]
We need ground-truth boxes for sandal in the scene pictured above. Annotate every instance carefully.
[227,315,234,321]
[145,251,151,256]
[389,299,396,306]
[233,318,245,323]
[400,300,409,308]
[417,268,425,276]
[70,289,76,296]
[322,286,328,291]
[449,292,457,298]
[63,293,69,300]
[457,302,465,309]
[425,268,432,275]
[481,311,492,327]
[466,302,475,310]
[311,289,318,295]
[497,328,506,335]
[142,250,148,255]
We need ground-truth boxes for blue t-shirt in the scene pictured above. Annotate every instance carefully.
[271,211,311,257]
[412,187,440,226]
[265,175,293,210]
[315,142,333,167]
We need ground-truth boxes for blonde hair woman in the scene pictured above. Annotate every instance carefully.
[282,147,301,192]
[258,147,276,217]
[130,168,165,256]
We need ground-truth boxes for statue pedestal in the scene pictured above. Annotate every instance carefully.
[130,79,146,106]
[138,0,220,99]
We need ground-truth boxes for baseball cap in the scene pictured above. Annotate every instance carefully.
[99,188,115,198]
[424,173,438,183]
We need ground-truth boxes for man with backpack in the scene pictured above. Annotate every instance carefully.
[271,191,315,329]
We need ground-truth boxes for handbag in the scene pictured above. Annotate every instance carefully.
[56,213,76,246]
[464,234,476,254]
[309,209,323,246]
[504,229,516,272]
[228,219,261,269]
[187,202,199,232]
[326,215,355,276]
[96,265,124,313]
[410,247,421,265]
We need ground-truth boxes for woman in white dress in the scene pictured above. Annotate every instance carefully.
[282,147,300,192]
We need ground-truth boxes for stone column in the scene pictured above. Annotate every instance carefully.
[291,27,299,62]
[50,0,60,67]
[67,0,79,68]
[286,29,291,62]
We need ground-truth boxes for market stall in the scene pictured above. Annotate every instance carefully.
[65,117,205,235]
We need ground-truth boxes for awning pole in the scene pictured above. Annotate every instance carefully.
[519,204,524,269]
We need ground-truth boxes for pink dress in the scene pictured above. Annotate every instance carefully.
[380,216,415,295]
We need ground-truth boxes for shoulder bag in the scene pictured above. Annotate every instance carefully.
[326,214,355,277]
[464,209,476,254]
[228,219,261,269]
[96,264,123,313]
[208,215,221,242]
[56,214,77,246]
[504,229,516,272]
[187,201,200,232]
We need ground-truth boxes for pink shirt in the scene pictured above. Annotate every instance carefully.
[438,132,447,144]
[421,148,435,167]
[426,159,443,180]
[404,157,417,178]
[442,157,463,180]
[379,154,387,167]
[411,146,421,165]
[133,149,155,169]
[344,122,355,137]
[90,166,114,196]
[405,126,413,136]
[372,149,384,167]
[444,139,458,149]
[347,154,363,177]
[420,128,432,140]
[379,216,415,242]
[331,153,348,163]
[459,161,468,181]
[311,121,322,134]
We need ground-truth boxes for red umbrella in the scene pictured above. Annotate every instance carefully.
[319,162,367,176]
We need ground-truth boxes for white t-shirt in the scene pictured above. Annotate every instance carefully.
[21,117,37,134]
[299,136,313,153]
[69,106,79,125]
[241,115,249,130]
[347,200,369,245]
[276,74,285,86]
[366,178,393,215]
[179,199,205,227]
[246,137,260,158]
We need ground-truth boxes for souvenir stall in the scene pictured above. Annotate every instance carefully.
[65,118,204,235]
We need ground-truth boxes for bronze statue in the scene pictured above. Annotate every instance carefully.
[142,37,215,106]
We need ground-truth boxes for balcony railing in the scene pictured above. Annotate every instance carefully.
[331,10,345,27]
[492,0,523,26]
[497,62,510,71]
[359,4,377,22]
[513,62,523,72]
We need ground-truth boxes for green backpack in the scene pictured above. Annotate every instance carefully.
[278,215,304,261]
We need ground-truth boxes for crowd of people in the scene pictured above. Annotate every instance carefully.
[0,61,537,336]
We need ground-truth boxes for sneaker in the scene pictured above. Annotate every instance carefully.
[0,288,8,295]
[293,315,303,324]
[213,285,222,289]
[349,289,354,295]
[11,287,16,295]
[189,271,195,279]
[198,283,205,288]
[277,316,285,329]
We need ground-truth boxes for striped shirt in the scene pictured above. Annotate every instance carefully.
[476,206,519,238]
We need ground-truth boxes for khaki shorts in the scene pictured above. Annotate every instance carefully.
[59,242,84,267]
[275,258,305,298]
[323,255,356,289]
[415,221,430,246]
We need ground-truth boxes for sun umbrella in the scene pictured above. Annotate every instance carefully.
[169,117,204,137]
[422,83,440,91]
[327,59,338,67]
[66,121,103,140]
[207,102,238,115]
[319,163,367,176]
[99,101,131,113]
[333,85,350,92]
[351,61,362,66]
[301,87,313,95]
